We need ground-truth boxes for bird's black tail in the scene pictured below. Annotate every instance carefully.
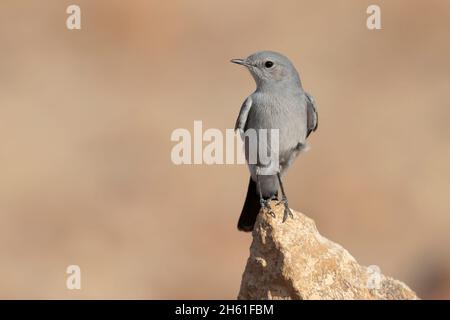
[237,178,261,232]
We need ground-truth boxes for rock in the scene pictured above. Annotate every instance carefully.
[238,201,419,300]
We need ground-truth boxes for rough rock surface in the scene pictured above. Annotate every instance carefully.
[238,201,419,300]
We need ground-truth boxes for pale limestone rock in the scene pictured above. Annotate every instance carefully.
[238,201,419,300]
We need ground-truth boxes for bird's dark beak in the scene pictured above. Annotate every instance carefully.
[231,59,248,66]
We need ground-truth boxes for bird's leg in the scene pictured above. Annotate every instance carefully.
[257,174,275,217]
[277,172,293,222]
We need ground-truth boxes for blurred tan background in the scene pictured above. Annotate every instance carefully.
[0,0,450,299]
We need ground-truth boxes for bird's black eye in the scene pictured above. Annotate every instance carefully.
[264,61,274,68]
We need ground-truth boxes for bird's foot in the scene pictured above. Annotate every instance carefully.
[260,198,276,217]
[277,197,293,222]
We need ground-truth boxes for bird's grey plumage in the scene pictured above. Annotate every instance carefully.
[232,51,318,232]
[305,92,318,138]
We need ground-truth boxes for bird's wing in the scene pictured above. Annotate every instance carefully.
[305,92,318,138]
[234,96,253,131]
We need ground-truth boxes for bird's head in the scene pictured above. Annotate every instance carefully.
[231,51,301,90]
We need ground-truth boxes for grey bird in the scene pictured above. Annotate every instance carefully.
[231,51,318,232]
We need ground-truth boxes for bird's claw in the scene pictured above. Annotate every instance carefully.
[279,197,293,222]
[260,199,276,217]
[283,207,293,222]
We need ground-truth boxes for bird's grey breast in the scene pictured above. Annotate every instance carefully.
[245,91,308,154]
